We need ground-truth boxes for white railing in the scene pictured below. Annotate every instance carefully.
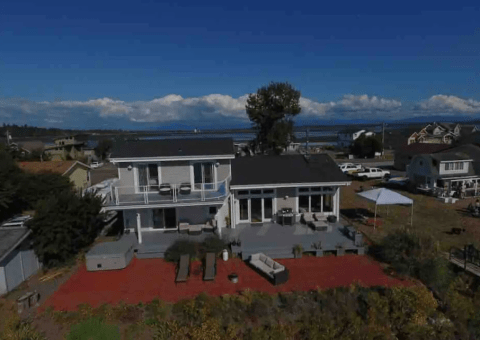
[108,177,230,206]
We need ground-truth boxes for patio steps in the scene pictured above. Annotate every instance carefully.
[241,246,296,260]
[135,244,169,259]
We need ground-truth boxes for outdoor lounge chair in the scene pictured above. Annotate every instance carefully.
[302,212,315,225]
[203,252,216,281]
[175,254,190,283]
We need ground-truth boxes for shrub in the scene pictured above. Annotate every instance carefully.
[1,315,46,340]
[66,318,120,340]
[200,236,228,257]
[164,240,198,262]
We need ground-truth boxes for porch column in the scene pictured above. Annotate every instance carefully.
[136,212,143,244]
[230,193,235,229]
[336,187,340,220]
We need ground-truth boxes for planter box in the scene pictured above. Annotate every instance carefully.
[357,247,365,255]
[315,250,324,257]
[231,245,242,255]
[336,248,345,256]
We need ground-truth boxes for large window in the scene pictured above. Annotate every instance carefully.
[445,162,464,171]
[298,187,335,213]
[137,164,159,191]
[239,199,249,221]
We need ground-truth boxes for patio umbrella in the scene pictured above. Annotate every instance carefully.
[357,188,414,229]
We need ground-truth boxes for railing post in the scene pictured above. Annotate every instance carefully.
[464,245,468,270]
[173,184,177,203]
[145,186,149,204]
[115,187,119,205]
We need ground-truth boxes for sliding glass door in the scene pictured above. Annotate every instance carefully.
[193,162,215,190]
[137,164,159,192]
[237,194,275,223]
[250,198,262,223]
[152,208,177,229]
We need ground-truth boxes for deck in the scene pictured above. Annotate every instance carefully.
[119,221,364,260]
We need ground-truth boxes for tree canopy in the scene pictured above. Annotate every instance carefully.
[245,82,301,154]
[350,134,383,158]
[95,138,113,160]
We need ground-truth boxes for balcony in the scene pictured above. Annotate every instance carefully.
[106,177,230,207]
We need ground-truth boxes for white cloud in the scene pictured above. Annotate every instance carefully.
[418,95,480,113]
[4,93,479,128]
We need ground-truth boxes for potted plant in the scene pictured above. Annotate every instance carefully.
[293,244,303,258]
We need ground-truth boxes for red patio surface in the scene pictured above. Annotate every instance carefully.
[42,255,413,311]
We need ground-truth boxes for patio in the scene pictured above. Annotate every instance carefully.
[119,220,364,260]
[41,255,413,311]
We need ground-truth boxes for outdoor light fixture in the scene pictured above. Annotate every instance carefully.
[215,162,220,167]
[127,165,133,171]
[284,195,289,199]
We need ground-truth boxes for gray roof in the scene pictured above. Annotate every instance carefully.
[110,138,235,159]
[231,154,350,187]
[431,152,472,162]
[0,228,31,263]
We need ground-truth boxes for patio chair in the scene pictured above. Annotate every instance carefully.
[179,183,191,195]
[159,183,172,196]
[203,252,216,281]
[175,254,190,283]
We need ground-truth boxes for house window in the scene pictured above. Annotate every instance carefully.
[299,195,309,211]
[445,162,464,171]
[193,162,215,190]
[137,164,159,191]
[322,194,333,212]
[209,207,217,215]
[239,199,249,220]
[299,188,310,192]
[263,189,274,194]
[250,190,261,195]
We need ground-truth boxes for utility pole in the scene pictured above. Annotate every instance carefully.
[382,122,385,159]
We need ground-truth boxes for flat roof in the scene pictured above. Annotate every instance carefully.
[109,138,235,160]
[231,154,350,187]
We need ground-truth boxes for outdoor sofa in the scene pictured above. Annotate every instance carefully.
[302,212,331,231]
[249,253,289,285]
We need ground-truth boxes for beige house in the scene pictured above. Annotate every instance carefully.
[44,135,87,161]
[18,161,91,191]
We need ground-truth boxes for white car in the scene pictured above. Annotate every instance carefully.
[354,167,390,180]
[338,163,363,174]
[90,162,104,169]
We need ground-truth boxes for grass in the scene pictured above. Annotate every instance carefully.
[66,318,120,340]
[341,179,480,251]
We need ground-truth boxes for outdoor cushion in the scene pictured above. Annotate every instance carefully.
[265,258,274,268]
[273,262,282,270]
[259,254,267,262]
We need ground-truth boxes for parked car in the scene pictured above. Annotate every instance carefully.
[339,163,363,174]
[1,215,32,228]
[90,162,104,169]
[385,177,409,189]
[353,167,390,180]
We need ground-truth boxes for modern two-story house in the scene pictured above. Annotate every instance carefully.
[98,137,361,262]
[337,129,375,148]
[105,139,234,242]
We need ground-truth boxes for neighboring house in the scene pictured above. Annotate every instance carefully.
[407,122,479,145]
[407,144,480,196]
[0,226,41,296]
[337,129,375,148]
[102,138,352,252]
[394,143,451,171]
[18,160,92,191]
[17,141,45,155]
[44,135,88,161]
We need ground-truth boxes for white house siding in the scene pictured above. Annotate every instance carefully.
[407,156,435,187]
[275,188,297,211]
[0,267,7,295]
[161,161,191,184]
[216,160,231,182]
[118,163,136,194]
[216,200,229,230]
[0,247,40,295]
[438,162,470,176]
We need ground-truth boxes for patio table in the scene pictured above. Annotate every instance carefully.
[310,220,329,231]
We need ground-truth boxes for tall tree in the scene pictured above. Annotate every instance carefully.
[246,82,301,154]
[95,138,113,160]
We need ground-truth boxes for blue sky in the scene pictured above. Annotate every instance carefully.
[1,0,480,129]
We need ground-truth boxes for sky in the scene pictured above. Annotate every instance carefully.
[1,0,480,130]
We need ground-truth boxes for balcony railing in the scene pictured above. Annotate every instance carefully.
[108,177,230,206]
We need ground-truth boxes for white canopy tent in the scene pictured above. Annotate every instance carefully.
[357,188,414,229]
